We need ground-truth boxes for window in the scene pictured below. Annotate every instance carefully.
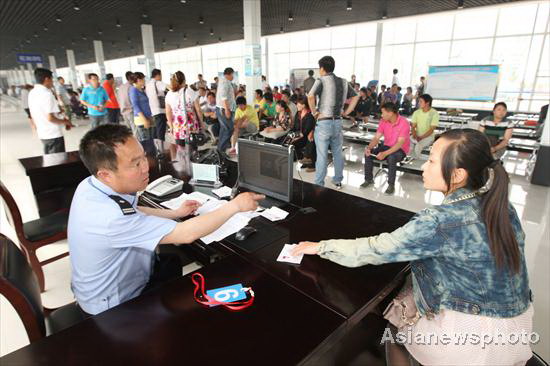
[497,3,538,36]
[382,19,416,44]
[331,25,356,49]
[454,8,497,39]
[355,23,377,47]
[416,14,454,42]
[412,41,450,84]
[449,38,493,65]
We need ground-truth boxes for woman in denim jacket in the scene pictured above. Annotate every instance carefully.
[293,129,533,366]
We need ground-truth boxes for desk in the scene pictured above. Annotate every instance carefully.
[19,151,90,217]
[5,145,414,364]
[0,255,346,365]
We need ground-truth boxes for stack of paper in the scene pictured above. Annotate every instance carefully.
[161,191,259,245]
[261,206,289,221]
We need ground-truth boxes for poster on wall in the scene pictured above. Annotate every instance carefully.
[244,45,261,77]
[426,65,500,102]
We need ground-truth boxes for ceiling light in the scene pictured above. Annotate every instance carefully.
[199,16,204,24]
[183,33,187,40]
[142,11,148,18]
[26,39,31,44]
[33,32,39,38]
[180,0,186,3]
[196,41,200,45]
[210,28,214,36]
[162,38,166,45]
[116,18,121,28]
[55,14,62,22]
[218,37,222,42]
[169,24,174,32]
[325,19,330,27]
[457,0,464,9]
[43,24,48,31]
[382,11,388,19]
[82,34,87,40]
[288,12,294,21]
[73,1,80,11]
[280,26,284,33]
[98,28,103,35]
[127,37,131,43]
[346,0,352,11]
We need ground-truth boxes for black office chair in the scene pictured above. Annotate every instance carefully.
[0,234,85,343]
[0,180,69,292]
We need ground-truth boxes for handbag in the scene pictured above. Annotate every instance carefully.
[154,81,166,109]
[383,275,421,329]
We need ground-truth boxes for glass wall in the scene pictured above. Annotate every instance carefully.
[54,0,549,112]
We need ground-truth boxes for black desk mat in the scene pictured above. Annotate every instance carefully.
[225,218,288,253]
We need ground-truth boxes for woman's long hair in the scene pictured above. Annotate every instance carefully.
[439,128,520,273]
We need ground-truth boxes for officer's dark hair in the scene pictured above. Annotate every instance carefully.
[207,91,215,98]
[125,71,133,81]
[223,67,234,75]
[79,124,134,175]
[282,90,291,97]
[308,69,314,76]
[34,68,52,84]
[264,92,274,102]
[87,73,99,80]
[255,89,263,98]
[105,73,114,80]
[236,96,247,106]
[318,56,335,73]
[381,102,399,114]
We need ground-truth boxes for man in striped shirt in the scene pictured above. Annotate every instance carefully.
[307,56,359,188]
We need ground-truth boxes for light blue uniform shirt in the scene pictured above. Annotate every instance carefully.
[68,176,177,315]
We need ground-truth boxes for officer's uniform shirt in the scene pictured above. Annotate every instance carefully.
[68,176,177,315]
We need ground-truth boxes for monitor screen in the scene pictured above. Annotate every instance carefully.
[237,139,294,202]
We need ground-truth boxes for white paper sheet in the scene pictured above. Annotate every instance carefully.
[276,244,304,264]
[261,206,289,221]
[211,186,233,198]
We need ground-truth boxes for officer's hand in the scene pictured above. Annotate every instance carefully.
[232,192,265,212]
[176,200,201,217]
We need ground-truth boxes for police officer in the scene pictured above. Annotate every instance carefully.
[68,124,263,315]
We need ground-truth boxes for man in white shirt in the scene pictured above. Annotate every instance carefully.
[28,68,74,154]
[391,69,400,87]
[194,74,207,89]
[145,69,168,157]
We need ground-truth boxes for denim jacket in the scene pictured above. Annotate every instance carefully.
[318,188,532,318]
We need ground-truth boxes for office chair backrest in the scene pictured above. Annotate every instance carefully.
[0,181,25,243]
[0,233,46,341]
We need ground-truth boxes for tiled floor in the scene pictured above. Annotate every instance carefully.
[1,95,549,360]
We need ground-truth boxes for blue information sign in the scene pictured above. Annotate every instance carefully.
[16,53,43,64]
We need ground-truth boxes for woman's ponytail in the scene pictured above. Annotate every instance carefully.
[482,160,521,273]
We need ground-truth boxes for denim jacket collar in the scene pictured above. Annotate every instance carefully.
[442,187,476,204]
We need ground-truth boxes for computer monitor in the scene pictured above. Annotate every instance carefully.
[237,139,294,202]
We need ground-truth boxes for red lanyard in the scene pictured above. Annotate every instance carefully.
[191,273,255,311]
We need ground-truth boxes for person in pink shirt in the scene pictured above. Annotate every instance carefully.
[360,102,410,195]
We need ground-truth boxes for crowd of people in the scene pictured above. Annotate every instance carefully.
[18,57,517,195]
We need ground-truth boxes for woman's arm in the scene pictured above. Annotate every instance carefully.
[293,208,442,267]
[492,128,513,152]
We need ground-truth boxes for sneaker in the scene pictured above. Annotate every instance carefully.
[305,167,316,173]
[385,184,395,195]
[360,180,374,189]
[333,182,343,190]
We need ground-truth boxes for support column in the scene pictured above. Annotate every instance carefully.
[26,63,34,84]
[373,22,383,83]
[141,24,156,78]
[66,49,79,89]
[18,65,27,85]
[48,55,58,78]
[93,40,106,79]
[243,0,262,104]
[36,63,43,68]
